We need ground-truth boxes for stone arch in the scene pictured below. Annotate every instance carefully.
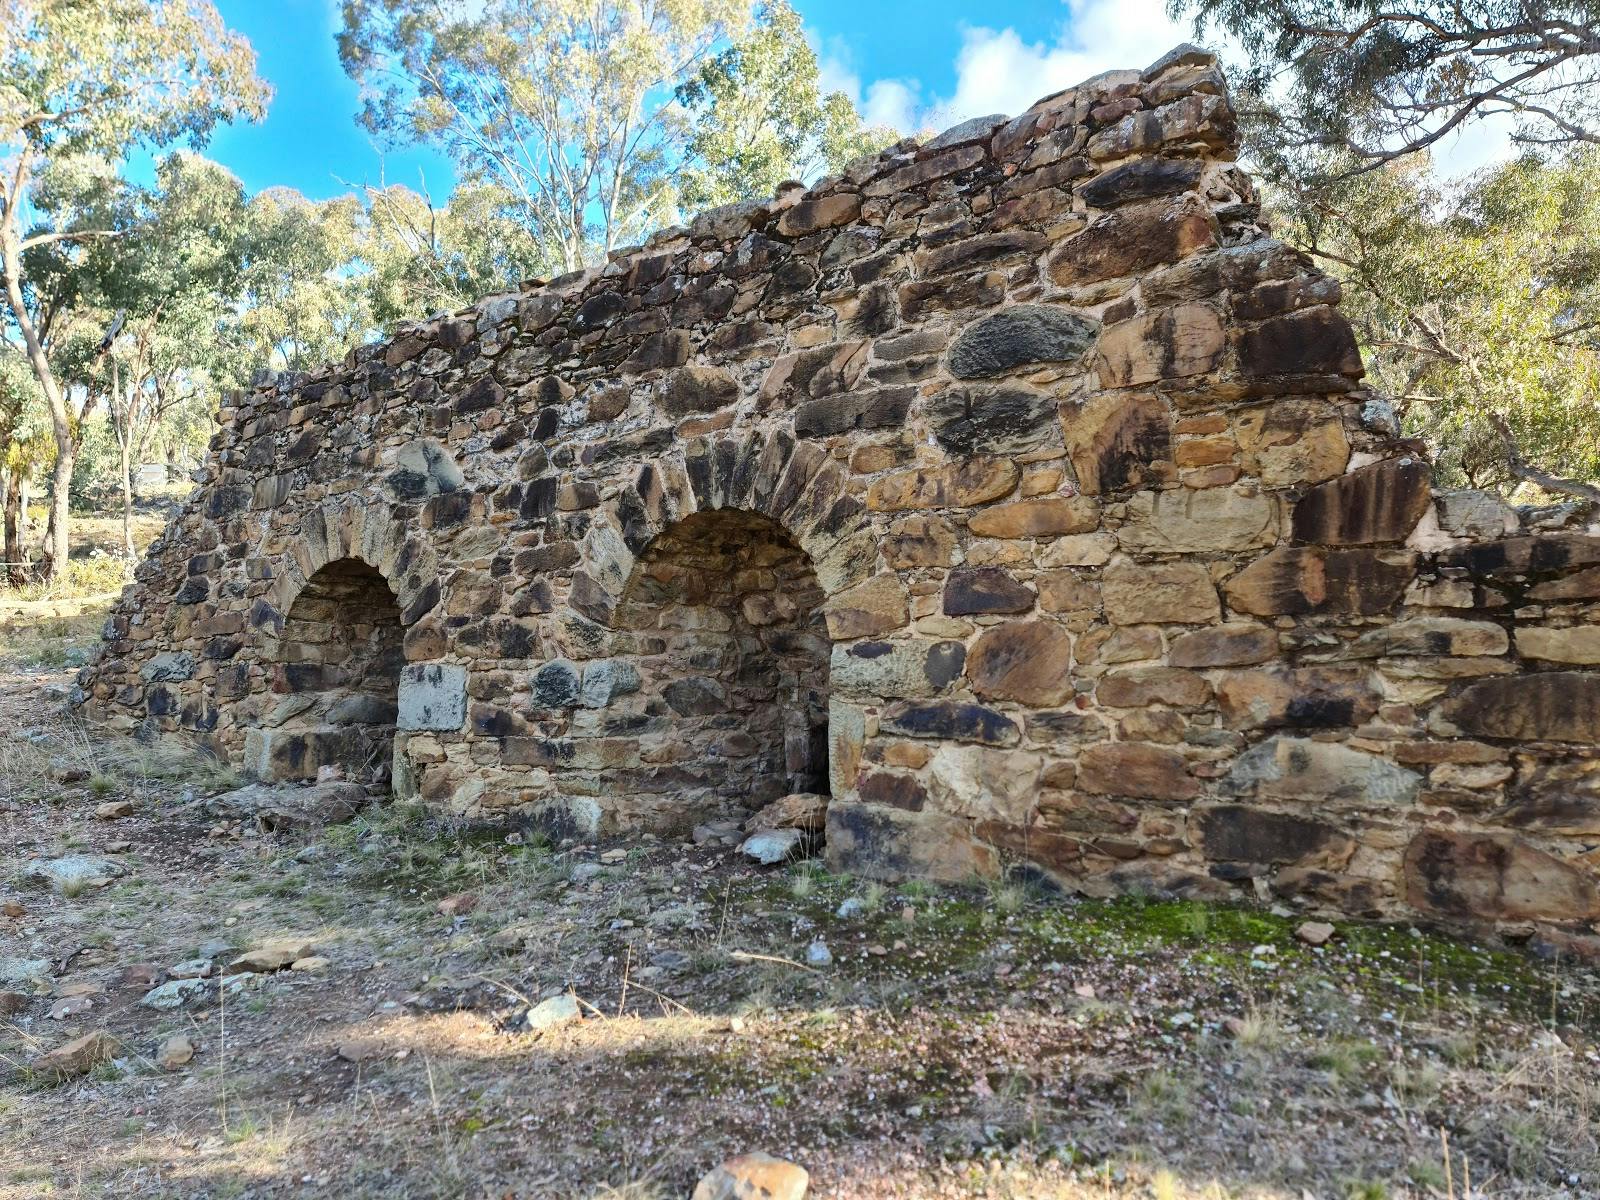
[577,429,877,626]
[611,508,832,819]
[247,554,406,784]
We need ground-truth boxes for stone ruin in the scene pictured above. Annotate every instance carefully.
[79,45,1600,939]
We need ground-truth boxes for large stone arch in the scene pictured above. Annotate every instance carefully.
[80,45,1600,932]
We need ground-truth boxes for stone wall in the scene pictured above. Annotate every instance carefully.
[80,45,1599,937]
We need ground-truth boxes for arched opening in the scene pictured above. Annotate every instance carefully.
[264,557,405,785]
[617,510,829,819]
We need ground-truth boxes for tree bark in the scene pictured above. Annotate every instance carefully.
[1,152,73,583]
[2,467,26,587]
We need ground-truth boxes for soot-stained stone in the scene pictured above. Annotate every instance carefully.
[661,365,740,417]
[943,567,1035,615]
[1079,156,1204,208]
[572,291,626,333]
[927,384,1057,457]
[946,306,1100,379]
[531,659,581,709]
[1235,305,1362,378]
[1404,830,1599,922]
[664,677,727,717]
[1439,672,1600,743]
[1291,457,1432,546]
[880,700,1021,747]
[1063,392,1171,494]
[1223,547,1414,617]
[1196,804,1352,865]
[856,771,928,811]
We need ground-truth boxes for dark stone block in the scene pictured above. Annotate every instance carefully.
[1197,804,1346,864]
[856,771,927,811]
[572,291,626,332]
[531,660,581,709]
[1079,156,1203,208]
[1236,306,1362,378]
[794,386,914,437]
[943,567,1036,615]
[664,676,725,716]
[947,305,1099,379]
[174,577,210,605]
[880,700,1021,746]
[927,383,1057,456]
[1440,672,1600,743]
[1292,457,1431,546]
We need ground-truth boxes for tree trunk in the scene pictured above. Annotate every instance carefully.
[1,218,72,583]
[119,430,134,559]
[2,468,26,587]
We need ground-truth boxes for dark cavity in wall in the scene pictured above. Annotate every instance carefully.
[258,557,404,785]
[617,510,829,818]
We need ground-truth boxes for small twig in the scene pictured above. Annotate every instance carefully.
[728,949,818,973]
[617,944,630,1017]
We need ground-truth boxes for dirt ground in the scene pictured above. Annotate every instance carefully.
[2,626,1599,1199]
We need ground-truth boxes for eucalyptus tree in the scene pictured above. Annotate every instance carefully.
[0,0,268,578]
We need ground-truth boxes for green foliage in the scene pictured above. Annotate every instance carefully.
[1174,0,1600,171]
[675,1,896,210]
[1274,149,1600,489]
[338,0,750,270]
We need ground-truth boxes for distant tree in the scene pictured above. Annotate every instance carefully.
[1276,149,1600,492]
[0,0,268,579]
[675,0,897,210]
[338,0,749,272]
[0,350,50,584]
[1174,0,1600,174]
[361,181,548,330]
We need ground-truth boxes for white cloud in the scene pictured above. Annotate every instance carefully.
[1429,109,1518,180]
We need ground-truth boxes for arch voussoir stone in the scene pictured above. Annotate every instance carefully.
[78,46,1600,930]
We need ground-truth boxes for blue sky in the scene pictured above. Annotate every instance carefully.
[162,0,1199,201]
[155,0,1506,201]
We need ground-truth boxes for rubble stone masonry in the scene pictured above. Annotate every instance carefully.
[80,46,1600,937]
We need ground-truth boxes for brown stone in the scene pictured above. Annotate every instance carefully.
[692,1152,810,1200]
[34,1030,119,1078]
[1215,666,1378,730]
[775,192,861,237]
[1195,804,1353,865]
[1350,617,1509,658]
[1404,829,1599,922]
[882,515,955,568]
[1168,623,1277,668]
[1062,392,1172,494]
[1101,560,1219,625]
[1118,487,1276,553]
[942,567,1035,616]
[823,574,909,639]
[1438,672,1600,743]
[1096,667,1211,709]
[1234,398,1349,487]
[1291,458,1432,546]
[1096,303,1225,388]
[1223,547,1414,617]
[866,457,1020,511]
[1036,571,1101,614]
[1235,306,1362,378]
[966,621,1075,706]
[968,497,1100,539]
[1078,742,1199,800]
[1049,198,1216,286]
[661,365,740,416]
[1515,626,1600,665]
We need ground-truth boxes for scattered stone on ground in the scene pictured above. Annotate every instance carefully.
[337,1037,388,1064]
[33,1030,118,1077]
[47,995,93,1020]
[94,799,133,819]
[525,994,581,1033]
[1,900,24,917]
[0,957,50,987]
[292,955,330,972]
[168,958,214,979]
[806,940,833,967]
[226,937,316,974]
[692,1152,810,1200]
[745,792,827,833]
[156,1034,195,1070]
[740,828,805,865]
[0,991,28,1015]
[1296,920,1337,946]
[26,854,123,892]
[693,819,743,846]
[436,892,477,917]
[139,978,209,1010]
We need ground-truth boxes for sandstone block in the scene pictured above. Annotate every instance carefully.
[1062,392,1171,495]
[942,567,1035,616]
[1078,742,1199,800]
[827,800,998,881]
[775,192,861,237]
[1291,458,1432,546]
[1118,487,1276,553]
[1097,667,1211,709]
[968,497,1100,539]
[1037,571,1101,614]
[1049,198,1216,286]
[829,640,965,699]
[966,620,1075,706]
[1515,626,1600,664]
[1195,804,1353,865]
[926,384,1059,457]
[1223,735,1421,805]
[1096,304,1225,388]
[823,574,909,639]
[1437,672,1600,742]
[1101,560,1219,625]
[881,700,1021,746]
[1223,547,1413,617]
[1349,617,1509,658]
[1168,624,1277,668]
[1405,829,1599,922]
[397,664,468,732]
[947,306,1099,379]
[1235,306,1362,378]
[866,458,1020,511]
[1215,666,1378,730]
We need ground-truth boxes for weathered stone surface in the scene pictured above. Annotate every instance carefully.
[1438,672,1600,742]
[397,664,468,731]
[1097,667,1211,709]
[1405,830,1599,922]
[1168,623,1276,667]
[966,621,1074,706]
[829,639,965,699]
[881,700,1021,747]
[866,458,1021,511]
[692,1153,810,1200]
[826,800,997,881]
[1078,742,1198,800]
[1196,805,1353,865]
[34,1030,119,1078]
[139,652,196,683]
[1291,458,1432,546]
[1515,626,1600,664]
[942,567,1035,615]
[1096,304,1225,387]
[1223,736,1421,805]
[775,192,861,237]
[1118,487,1276,553]
[927,384,1058,457]
[1215,667,1378,730]
[1235,306,1362,378]
[1101,561,1219,625]
[947,306,1099,379]
[1062,392,1171,495]
[1049,198,1216,286]
[823,574,909,639]
[967,497,1100,539]
[1234,398,1349,487]
[1350,617,1509,658]
[1223,547,1413,616]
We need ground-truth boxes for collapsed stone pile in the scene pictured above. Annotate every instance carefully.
[79,45,1598,935]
